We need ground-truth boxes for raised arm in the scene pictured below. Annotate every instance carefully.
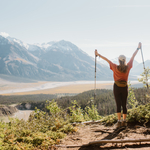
[130,42,141,61]
[95,49,110,64]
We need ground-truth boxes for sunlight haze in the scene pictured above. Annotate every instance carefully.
[1,0,150,63]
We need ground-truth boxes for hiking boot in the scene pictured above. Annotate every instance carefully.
[121,120,127,127]
[114,121,121,128]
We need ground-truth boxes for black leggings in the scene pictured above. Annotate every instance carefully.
[113,83,128,114]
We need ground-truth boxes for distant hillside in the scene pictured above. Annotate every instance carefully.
[131,60,150,75]
[100,57,139,68]
[100,57,150,79]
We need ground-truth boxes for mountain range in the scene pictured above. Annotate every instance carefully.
[99,57,149,76]
[0,35,112,81]
[0,34,149,81]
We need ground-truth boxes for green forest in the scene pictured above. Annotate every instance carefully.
[5,87,148,116]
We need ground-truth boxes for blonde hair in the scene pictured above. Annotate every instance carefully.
[117,60,128,73]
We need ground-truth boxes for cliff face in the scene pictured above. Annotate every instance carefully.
[0,105,18,116]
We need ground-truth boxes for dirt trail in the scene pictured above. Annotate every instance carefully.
[58,123,150,150]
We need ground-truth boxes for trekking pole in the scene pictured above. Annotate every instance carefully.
[140,43,149,89]
[94,49,97,100]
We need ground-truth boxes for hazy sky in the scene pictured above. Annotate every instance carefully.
[1,0,150,63]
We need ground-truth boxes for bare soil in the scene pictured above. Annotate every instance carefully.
[58,123,150,150]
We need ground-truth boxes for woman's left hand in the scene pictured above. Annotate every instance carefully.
[138,42,142,49]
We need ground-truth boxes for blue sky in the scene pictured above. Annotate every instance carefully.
[0,0,150,63]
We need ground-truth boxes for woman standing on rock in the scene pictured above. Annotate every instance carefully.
[95,42,141,128]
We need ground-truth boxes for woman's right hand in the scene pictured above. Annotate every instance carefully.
[138,42,142,49]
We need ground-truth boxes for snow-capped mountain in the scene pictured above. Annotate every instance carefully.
[6,36,29,50]
[0,32,55,52]
[41,41,57,49]
[0,35,48,80]
[0,34,113,81]
[36,40,113,81]
[47,40,77,51]
[28,41,57,51]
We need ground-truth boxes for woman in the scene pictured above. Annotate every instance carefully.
[95,42,141,127]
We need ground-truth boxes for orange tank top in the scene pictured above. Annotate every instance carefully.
[109,58,134,82]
